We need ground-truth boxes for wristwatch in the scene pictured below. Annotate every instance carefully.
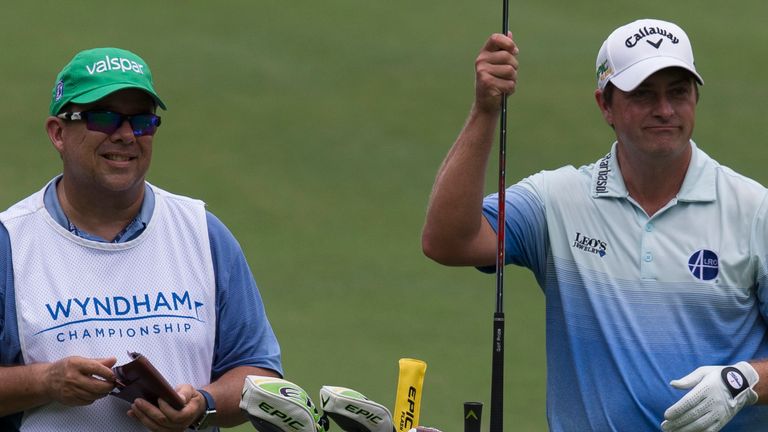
[191,389,217,430]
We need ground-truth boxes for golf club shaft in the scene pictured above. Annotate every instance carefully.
[490,0,510,431]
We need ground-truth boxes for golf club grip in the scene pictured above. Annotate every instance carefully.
[496,91,507,315]
[490,312,505,432]
[464,402,483,432]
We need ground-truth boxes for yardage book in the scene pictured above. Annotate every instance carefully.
[109,351,185,410]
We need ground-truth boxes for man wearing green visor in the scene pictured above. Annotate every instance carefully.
[0,48,282,431]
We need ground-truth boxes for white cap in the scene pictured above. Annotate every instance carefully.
[595,18,704,91]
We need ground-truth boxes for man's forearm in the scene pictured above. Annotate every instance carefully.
[0,363,50,416]
[422,104,499,265]
[749,359,768,404]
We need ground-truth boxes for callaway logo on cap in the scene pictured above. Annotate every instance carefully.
[49,47,167,115]
[595,18,704,91]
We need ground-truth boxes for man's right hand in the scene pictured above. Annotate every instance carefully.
[46,356,117,406]
[474,32,520,114]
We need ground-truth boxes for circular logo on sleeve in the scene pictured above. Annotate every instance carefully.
[687,250,718,281]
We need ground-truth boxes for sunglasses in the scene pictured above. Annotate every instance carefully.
[57,110,162,137]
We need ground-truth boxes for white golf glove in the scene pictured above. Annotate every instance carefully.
[661,361,759,432]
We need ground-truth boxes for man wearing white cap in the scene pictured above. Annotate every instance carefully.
[422,18,768,430]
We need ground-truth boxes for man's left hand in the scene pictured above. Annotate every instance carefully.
[661,361,759,432]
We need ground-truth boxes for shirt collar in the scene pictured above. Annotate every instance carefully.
[590,140,716,203]
[44,175,155,243]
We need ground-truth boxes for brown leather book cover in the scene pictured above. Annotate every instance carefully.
[109,352,186,410]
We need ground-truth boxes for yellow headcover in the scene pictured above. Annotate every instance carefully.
[393,358,427,431]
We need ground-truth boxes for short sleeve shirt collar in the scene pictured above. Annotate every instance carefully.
[590,140,716,203]
[43,175,155,243]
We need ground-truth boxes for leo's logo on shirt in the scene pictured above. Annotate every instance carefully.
[572,232,608,257]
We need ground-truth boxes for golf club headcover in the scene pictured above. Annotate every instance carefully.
[319,385,395,432]
[241,376,329,432]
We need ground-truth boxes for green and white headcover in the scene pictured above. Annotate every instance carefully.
[241,376,328,432]
[319,386,394,432]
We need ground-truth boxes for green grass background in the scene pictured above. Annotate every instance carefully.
[1,2,766,430]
